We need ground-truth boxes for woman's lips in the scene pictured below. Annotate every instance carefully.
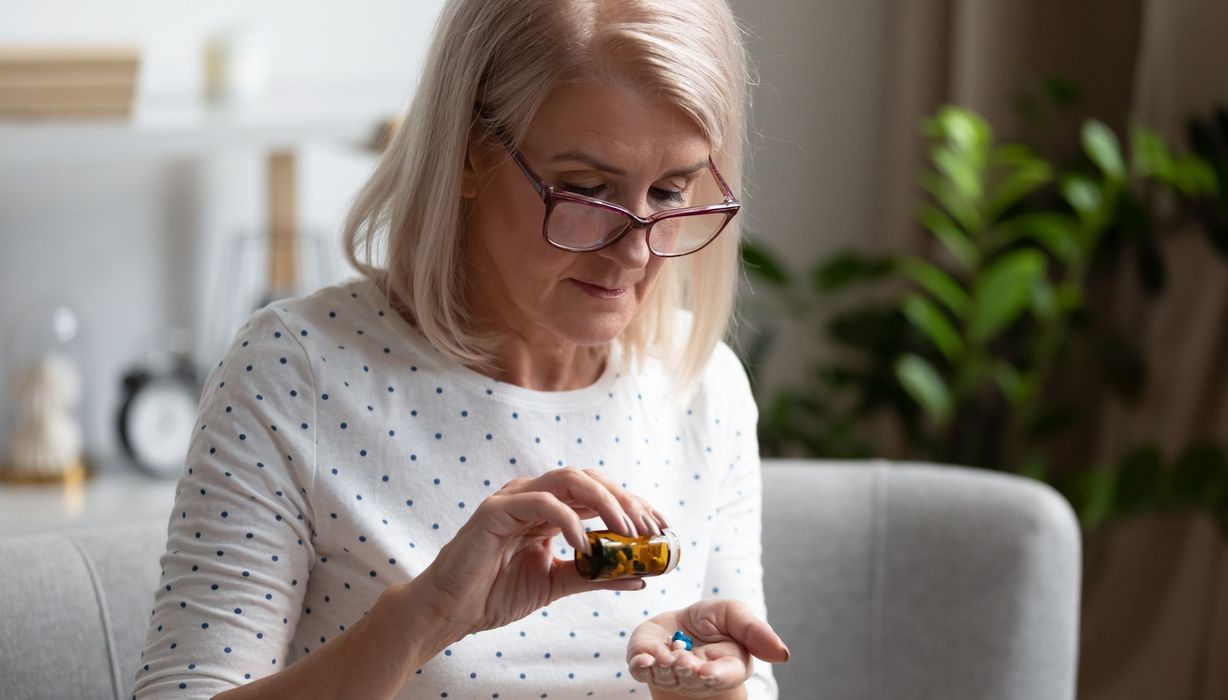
[571,279,627,299]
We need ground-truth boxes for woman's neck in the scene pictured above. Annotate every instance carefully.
[379,275,609,392]
[479,336,608,392]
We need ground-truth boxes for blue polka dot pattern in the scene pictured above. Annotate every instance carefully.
[130,277,775,699]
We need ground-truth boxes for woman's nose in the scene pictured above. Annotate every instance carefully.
[597,220,653,268]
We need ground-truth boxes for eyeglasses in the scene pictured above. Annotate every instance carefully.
[488,128,741,258]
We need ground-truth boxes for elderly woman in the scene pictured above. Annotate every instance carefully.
[132,0,788,698]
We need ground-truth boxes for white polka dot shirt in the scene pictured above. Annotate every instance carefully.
[131,276,776,699]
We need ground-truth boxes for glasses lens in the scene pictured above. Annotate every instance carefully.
[547,200,632,251]
[649,212,731,256]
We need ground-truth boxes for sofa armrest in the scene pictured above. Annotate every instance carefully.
[0,520,166,700]
[761,459,1082,700]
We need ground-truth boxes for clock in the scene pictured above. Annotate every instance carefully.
[117,353,201,478]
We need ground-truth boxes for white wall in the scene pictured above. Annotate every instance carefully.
[730,0,894,393]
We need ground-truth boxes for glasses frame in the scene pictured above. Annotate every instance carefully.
[484,122,741,258]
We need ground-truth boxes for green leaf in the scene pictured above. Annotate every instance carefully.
[992,360,1028,404]
[1054,282,1084,313]
[741,240,791,287]
[1169,154,1220,197]
[921,174,986,235]
[1063,467,1117,530]
[894,354,953,423]
[932,144,984,201]
[1115,445,1164,514]
[968,249,1047,342]
[1130,123,1174,179]
[995,212,1083,263]
[986,156,1052,220]
[1042,76,1082,106]
[926,106,992,155]
[1082,119,1126,181]
[917,205,980,269]
[900,294,965,361]
[1060,174,1104,222]
[898,257,971,315]
[1171,441,1228,508]
[812,253,895,294]
[1030,280,1058,321]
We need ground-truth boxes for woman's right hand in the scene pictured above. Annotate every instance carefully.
[410,466,670,641]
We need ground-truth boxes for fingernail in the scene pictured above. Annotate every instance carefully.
[783,645,791,662]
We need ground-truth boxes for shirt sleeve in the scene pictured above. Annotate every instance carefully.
[132,307,319,699]
[700,342,778,700]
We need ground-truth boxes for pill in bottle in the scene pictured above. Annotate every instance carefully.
[575,528,681,580]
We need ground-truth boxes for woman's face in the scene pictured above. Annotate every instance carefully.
[461,80,711,349]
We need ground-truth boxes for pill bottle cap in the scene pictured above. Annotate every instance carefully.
[661,528,681,574]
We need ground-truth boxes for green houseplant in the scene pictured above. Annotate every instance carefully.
[741,104,1228,538]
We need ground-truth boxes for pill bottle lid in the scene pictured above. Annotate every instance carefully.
[661,528,681,574]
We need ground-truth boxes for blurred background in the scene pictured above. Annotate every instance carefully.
[0,1,1225,698]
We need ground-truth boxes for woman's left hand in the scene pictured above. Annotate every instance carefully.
[625,599,789,697]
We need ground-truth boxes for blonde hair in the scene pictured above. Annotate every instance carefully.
[343,0,751,401]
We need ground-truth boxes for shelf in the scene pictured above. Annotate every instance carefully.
[0,90,398,167]
[0,464,177,536]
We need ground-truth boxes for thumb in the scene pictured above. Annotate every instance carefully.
[548,558,647,603]
[711,600,790,664]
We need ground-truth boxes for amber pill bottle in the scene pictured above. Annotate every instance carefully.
[575,528,681,580]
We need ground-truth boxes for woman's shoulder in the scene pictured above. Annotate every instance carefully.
[247,276,432,361]
[258,276,375,329]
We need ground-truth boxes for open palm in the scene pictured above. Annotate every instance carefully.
[626,599,789,697]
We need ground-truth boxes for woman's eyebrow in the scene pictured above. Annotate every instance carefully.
[549,150,708,179]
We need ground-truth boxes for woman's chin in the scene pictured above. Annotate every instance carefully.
[554,313,633,347]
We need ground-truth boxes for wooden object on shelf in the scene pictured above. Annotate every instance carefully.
[266,150,298,300]
[0,45,139,120]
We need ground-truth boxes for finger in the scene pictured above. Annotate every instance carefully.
[649,506,671,533]
[494,477,531,494]
[581,467,660,537]
[696,655,751,687]
[487,491,591,555]
[516,467,638,538]
[671,654,708,691]
[648,649,683,689]
[691,599,790,663]
[625,624,671,664]
[548,556,646,603]
[628,653,654,683]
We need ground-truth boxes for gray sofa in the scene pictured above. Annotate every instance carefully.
[0,459,1082,699]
